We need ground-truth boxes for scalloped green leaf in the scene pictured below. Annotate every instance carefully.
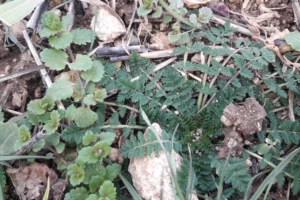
[74,108,98,128]
[40,48,68,70]
[65,104,76,121]
[41,11,63,31]
[27,100,45,115]
[137,5,152,16]
[32,139,45,152]
[99,180,116,200]
[83,94,97,106]
[284,31,300,51]
[46,79,74,100]
[49,32,73,49]
[81,60,105,82]
[69,54,93,71]
[90,175,105,193]
[94,89,107,103]
[105,164,121,181]
[99,132,115,146]
[62,14,72,29]
[68,187,89,200]
[152,6,162,18]
[83,130,97,146]
[0,123,19,155]
[71,29,95,45]
[68,164,85,186]
[44,110,60,134]
[44,132,60,146]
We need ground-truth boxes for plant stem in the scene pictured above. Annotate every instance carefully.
[103,101,139,112]
[158,0,194,27]
[99,125,146,129]
[183,51,188,83]
[245,149,294,179]
[197,53,212,109]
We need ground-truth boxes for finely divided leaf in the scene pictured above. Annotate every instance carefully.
[71,29,95,45]
[40,48,68,70]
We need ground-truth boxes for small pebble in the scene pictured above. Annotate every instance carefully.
[13,58,17,62]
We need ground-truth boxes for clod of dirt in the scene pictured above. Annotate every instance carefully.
[128,123,198,200]
[150,32,174,50]
[138,23,153,37]
[108,147,124,164]
[84,0,126,42]
[221,98,266,135]
[6,163,66,200]
[10,21,26,40]
[216,130,244,159]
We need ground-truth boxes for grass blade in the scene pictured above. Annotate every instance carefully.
[42,177,50,200]
[0,155,52,161]
[250,147,300,200]
[119,173,142,200]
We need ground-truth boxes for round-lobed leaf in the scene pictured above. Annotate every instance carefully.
[49,32,73,49]
[46,79,74,100]
[40,48,68,70]
[69,54,93,71]
[74,107,98,128]
[81,60,105,82]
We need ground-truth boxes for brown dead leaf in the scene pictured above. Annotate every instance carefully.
[6,163,66,200]
[183,0,217,8]
[150,32,174,51]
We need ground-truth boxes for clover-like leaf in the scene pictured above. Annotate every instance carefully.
[39,28,58,38]
[69,54,93,71]
[32,139,45,152]
[55,142,65,154]
[74,107,98,128]
[40,48,68,70]
[94,89,107,103]
[198,7,212,24]
[90,175,105,193]
[44,110,60,134]
[65,104,76,121]
[99,181,116,200]
[49,32,73,49]
[83,94,97,106]
[71,29,95,45]
[83,130,97,146]
[46,78,74,100]
[67,164,85,186]
[81,60,105,82]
